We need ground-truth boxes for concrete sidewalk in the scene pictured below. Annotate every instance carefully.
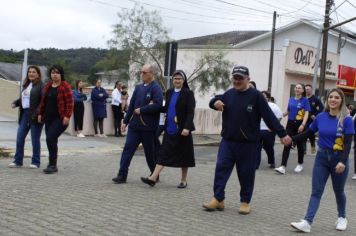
[0,121,221,158]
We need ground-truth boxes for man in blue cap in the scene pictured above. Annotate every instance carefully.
[203,65,291,214]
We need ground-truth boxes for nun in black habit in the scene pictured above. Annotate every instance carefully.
[141,70,196,188]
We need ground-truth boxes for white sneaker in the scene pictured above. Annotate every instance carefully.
[8,162,22,168]
[29,164,39,169]
[335,217,347,231]
[290,219,311,233]
[352,174,356,180]
[77,133,85,138]
[294,164,303,173]
[100,134,107,138]
[275,166,286,175]
[94,134,100,137]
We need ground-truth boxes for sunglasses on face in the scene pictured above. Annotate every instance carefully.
[232,75,245,81]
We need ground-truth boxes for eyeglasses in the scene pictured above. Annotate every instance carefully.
[140,71,152,75]
[232,75,245,81]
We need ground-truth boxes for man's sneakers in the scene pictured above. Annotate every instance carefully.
[202,197,224,211]
[290,219,311,233]
[335,217,347,231]
[352,174,356,180]
[238,202,251,215]
[275,166,286,175]
[294,164,304,173]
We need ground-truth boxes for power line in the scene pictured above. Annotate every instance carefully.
[212,0,273,14]
[125,0,272,22]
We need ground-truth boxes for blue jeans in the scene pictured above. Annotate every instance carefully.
[213,139,257,203]
[304,149,349,224]
[14,109,43,166]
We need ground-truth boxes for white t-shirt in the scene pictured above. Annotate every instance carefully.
[260,102,283,130]
[21,83,32,109]
[159,100,166,126]
[111,88,122,106]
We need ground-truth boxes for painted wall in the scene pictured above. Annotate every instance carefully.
[0,79,19,120]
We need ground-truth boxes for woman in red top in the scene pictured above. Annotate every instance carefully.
[38,65,74,174]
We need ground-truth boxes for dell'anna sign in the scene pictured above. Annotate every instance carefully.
[285,41,339,79]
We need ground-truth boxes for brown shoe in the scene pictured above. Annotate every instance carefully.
[203,197,224,211]
[238,202,251,215]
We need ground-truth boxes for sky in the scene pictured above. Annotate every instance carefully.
[1,0,355,50]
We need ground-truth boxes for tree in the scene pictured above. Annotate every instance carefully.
[109,4,231,92]
[186,47,232,94]
[108,4,169,89]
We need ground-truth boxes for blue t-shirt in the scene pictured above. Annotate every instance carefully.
[166,91,180,134]
[309,112,355,150]
[287,97,311,121]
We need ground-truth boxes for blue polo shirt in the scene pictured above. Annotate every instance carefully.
[287,97,311,121]
[309,112,354,150]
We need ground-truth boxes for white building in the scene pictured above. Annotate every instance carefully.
[177,19,356,116]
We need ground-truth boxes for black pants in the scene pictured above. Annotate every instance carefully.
[45,118,68,167]
[256,130,276,169]
[74,102,84,131]
[93,118,104,134]
[112,104,123,136]
[281,120,305,166]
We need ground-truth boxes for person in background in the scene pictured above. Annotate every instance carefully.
[347,104,355,116]
[112,81,123,137]
[304,84,324,154]
[290,88,354,233]
[249,81,257,89]
[256,91,283,169]
[9,66,44,169]
[275,83,310,174]
[72,80,87,138]
[112,64,163,184]
[141,70,195,188]
[202,66,291,214]
[121,85,129,113]
[91,79,108,137]
[353,113,356,180]
[38,65,74,174]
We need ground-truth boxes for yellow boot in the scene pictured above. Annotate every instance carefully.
[203,197,225,211]
[238,202,251,215]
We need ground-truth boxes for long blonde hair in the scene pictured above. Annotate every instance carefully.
[324,88,348,127]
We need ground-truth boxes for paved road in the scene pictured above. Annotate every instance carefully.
[1,141,356,235]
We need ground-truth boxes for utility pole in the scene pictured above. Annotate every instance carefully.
[19,49,28,93]
[318,0,333,101]
[267,11,277,93]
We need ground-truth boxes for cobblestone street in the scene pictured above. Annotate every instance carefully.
[1,133,356,235]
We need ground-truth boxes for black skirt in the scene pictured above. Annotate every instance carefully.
[157,133,195,168]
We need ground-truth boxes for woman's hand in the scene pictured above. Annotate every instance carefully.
[298,124,304,133]
[63,117,70,126]
[335,162,346,174]
[11,103,16,108]
[181,129,189,136]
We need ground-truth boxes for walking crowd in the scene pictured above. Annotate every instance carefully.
[7,63,356,233]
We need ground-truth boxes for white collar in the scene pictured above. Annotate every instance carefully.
[174,88,181,92]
